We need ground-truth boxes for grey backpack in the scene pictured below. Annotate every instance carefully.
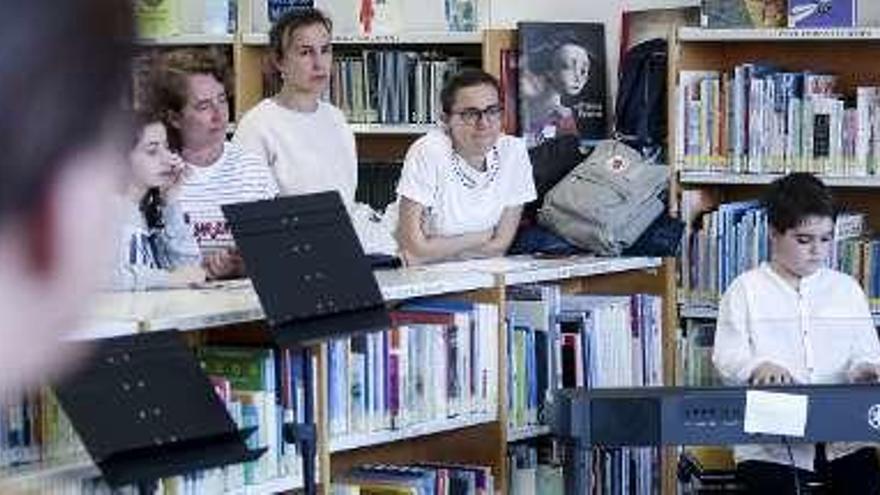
[537,140,668,256]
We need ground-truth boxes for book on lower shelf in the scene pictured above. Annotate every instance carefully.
[681,194,871,305]
[333,462,494,494]
[326,298,499,443]
[505,286,665,434]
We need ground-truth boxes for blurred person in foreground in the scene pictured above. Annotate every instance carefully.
[0,0,133,394]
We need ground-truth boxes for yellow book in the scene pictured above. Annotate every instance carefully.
[135,0,179,38]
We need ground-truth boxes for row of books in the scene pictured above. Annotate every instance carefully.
[5,345,313,492]
[677,66,880,176]
[0,389,85,472]
[505,286,664,432]
[681,197,866,305]
[326,299,498,439]
[198,346,311,486]
[676,320,722,387]
[507,443,563,495]
[328,52,465,125]
[332,463,494,495]
[136,0,237,38]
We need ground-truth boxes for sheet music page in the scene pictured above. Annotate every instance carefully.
[744,390,808,437]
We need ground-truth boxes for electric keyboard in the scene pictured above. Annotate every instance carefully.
[552,384,880,445]
[551,384,880,493]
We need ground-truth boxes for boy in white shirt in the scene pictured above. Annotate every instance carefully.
[712,172,880,494]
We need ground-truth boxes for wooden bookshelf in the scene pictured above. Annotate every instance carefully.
[73,256,678,494]
[670,27,880,489]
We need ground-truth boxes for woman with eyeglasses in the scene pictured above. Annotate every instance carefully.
[395,68,537,265]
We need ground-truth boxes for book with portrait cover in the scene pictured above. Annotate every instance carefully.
[700,0,787,28]
[518,22,607,148]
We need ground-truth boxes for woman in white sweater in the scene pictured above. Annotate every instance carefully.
[233,8,357,204]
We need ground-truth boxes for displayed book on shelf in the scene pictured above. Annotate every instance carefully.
[518,22,607,148]
[789,0,855,28]
[700,0,787,28]
[136,0,237,38]
[136,0,180,38]
[675,63,880,176]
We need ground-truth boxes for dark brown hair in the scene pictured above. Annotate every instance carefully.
[147,48,230,151]
[440,68,501,115]
[269,8,333,63]
[763,172,836,233]
[0,0,133,224]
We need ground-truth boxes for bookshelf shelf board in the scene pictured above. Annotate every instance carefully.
[507,425,552,443]
[376,267,495,302]
[681,302,880,326]
[65,318,140,341]
[231,475,303,494]
[136,34,235,46]
[349,123,437,135]
[0,460,99,490]
[679,171,880,188]
[456,255,662,286]
[678,27,880,42]
[90,281,265,332]
[329,412,496,453]
[243,31,481,46]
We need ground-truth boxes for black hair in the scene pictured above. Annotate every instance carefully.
[762,172,836,233]
[440,68,501,115]
[269,8,333,63]
[0,0,133,224]
[128,109,167,232]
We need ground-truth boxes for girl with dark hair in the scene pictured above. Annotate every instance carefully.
[112,112,205,290]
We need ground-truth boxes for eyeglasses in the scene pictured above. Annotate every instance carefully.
[450,104,503,126]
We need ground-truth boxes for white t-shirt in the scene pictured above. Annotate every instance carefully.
[176,141,279,256]
[713,263,880,470]
[395,130,537,237]
[233,98,357,204]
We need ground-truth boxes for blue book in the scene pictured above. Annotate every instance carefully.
[789,0,855,27]
[268,0,313,23]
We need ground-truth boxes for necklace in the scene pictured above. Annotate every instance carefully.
[450,146,501,190]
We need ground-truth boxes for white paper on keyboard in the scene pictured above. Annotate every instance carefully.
[744,390,808,437]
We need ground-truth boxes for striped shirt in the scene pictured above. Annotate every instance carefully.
[177,141,279,256]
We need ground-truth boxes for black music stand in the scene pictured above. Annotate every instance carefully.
[223,191,391,495]
[53,330,265,490]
